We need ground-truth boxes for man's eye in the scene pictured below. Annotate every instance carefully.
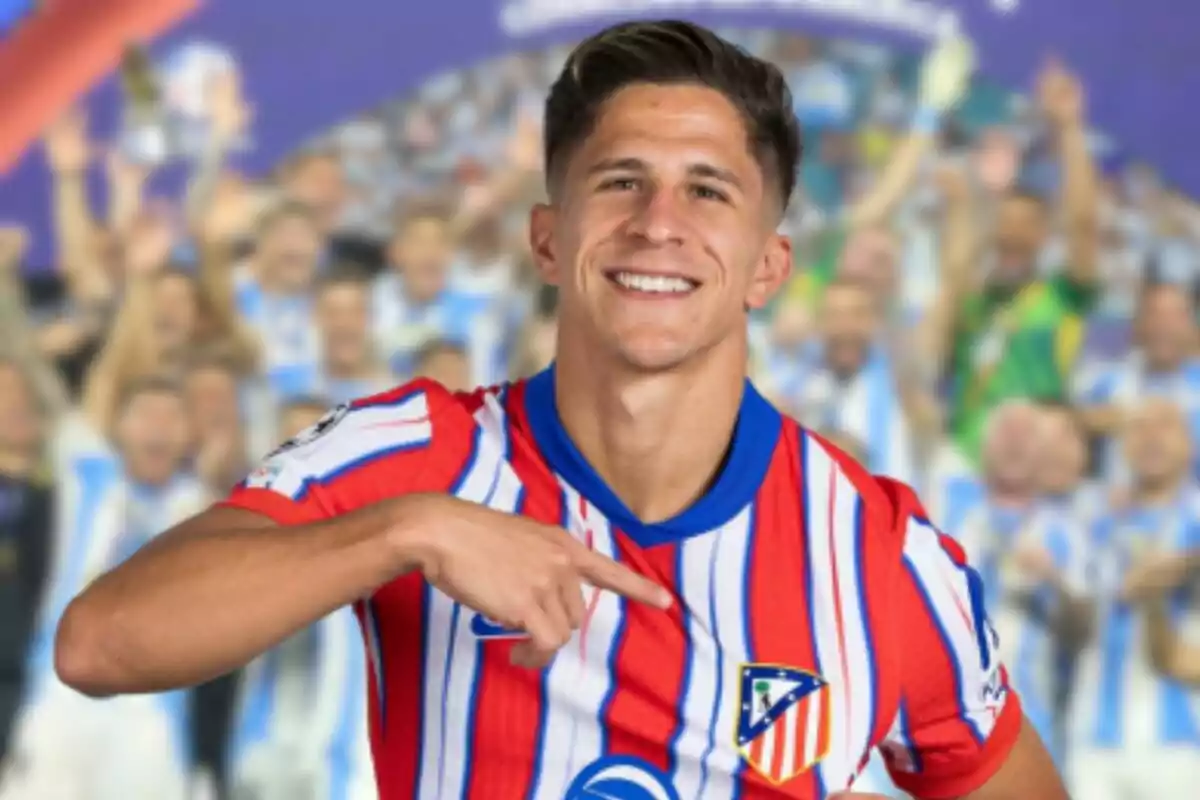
[692,185,729,203]
[600,178,639,192]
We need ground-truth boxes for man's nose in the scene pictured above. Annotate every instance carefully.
[625,187,688,246]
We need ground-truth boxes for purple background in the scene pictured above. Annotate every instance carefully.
[0,0,1193,268]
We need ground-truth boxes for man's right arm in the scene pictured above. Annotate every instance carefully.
[54,382,467,697]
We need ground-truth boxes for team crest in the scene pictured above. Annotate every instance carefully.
[735,664,830,785]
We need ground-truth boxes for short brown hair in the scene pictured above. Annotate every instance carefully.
[544,20,802,208]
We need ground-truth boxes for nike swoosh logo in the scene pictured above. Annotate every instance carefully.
[470,614,528,640]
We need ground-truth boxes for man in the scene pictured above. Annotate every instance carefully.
[373,205,491,382]
[10,379,206,800]
[235,202,323,397]
[789,276,917,485]
[1075,281,1200,481]
[0,362,51,770]
[1070,399,1200,799]
[413,339,471,393]
[924,61,1100,466]
[311,267,393,404]
[52,21,1063,799]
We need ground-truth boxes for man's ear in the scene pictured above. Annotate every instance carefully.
[529,203,561,285]
[745,233,793,310]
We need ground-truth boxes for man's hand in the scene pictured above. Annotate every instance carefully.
[43,109,92,174]
[395,494,672,668]
[1038,59,1085,128]
[1123,551,1195,603]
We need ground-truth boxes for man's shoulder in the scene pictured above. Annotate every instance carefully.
[795,426,916,547]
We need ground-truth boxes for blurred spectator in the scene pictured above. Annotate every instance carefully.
[0,361,51,769]
[788,275,917,484]
[1075,281,1200,482]
[413,340,470,392]
[1070,399,1200,799]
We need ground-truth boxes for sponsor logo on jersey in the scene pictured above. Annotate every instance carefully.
[564,755,680,800]
[735,664,831,785]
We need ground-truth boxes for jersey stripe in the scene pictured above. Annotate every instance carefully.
[427,403,525,800]
[672,517,722,798]
[801,435,856,789]
[529,487,626,799]
[694,505,756,799]
[738,430,822,799]
[599,530,688,775]
[461,384,564,799]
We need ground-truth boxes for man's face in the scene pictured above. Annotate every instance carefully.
[837,227,897,308]
[1124,399,1191,486]
[117,391,191,485]
[1037,407,1087,495]
[992,195,1047,286]
[153,273,199,357]
[819,282,877,376]
[316,283,371,368]
[389,217,451,303]
[184,366,240,442]
[285,156,347,235]
[529,83,791,372]
[416,349,470,392]
[258,213,321,293]
[0,364,40,454]
[1138,285,1195,370]
[982,404,1043,491]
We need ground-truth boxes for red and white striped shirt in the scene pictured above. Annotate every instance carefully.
[222,367,1021,799]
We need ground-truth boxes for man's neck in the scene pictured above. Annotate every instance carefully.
[554,335,746,524]
[1132,475,1185,508]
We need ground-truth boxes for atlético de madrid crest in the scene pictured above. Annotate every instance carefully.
[734,664,831,785]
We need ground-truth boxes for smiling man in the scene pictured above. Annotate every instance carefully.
[51,20,1065,800]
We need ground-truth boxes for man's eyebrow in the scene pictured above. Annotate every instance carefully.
[586,158,744,190]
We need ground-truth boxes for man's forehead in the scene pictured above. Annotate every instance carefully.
[578,85,760,174]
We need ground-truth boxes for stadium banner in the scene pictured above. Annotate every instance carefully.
[0,0,1193,268]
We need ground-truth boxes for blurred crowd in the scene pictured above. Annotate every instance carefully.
[0,28,1198,800]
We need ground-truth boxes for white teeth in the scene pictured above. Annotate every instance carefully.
[612,271,695,294]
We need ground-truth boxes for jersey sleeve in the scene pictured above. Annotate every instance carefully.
[220,379,475,525]
[874,478,1023,799]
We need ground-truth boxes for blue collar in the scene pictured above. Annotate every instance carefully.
[523,365,782,548]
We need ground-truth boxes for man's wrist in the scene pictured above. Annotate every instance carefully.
[382,494,438,578]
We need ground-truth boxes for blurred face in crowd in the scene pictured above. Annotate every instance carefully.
[838,227,897,309]
[257,210,321,294]
[1137,284,1196,371]
[184,364,241,445]
[1037,405,1088,496]
[1123,398,1191,488]
[284,153,347,235]
[416,345,470,392]
[0,363,41,457]
[390,215,452,304]
[981,401,1043,494]
[116,388,191,486]
[992,194,1048,287]
[530,84,791,372]
[819,280,878,378]
[280,404,328,442]
[153,271,201,358]
[316,280,372,371]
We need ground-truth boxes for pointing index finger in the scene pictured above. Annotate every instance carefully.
[571,544,672,609]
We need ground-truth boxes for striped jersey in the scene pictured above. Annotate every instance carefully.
[221,367,1022,799]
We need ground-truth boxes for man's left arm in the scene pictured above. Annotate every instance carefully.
[874,479,1068,800]
[1040,61,1099,288]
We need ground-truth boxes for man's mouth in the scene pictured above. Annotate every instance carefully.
[605,270,700,295]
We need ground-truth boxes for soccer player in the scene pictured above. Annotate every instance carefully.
[52,21,1065,800]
